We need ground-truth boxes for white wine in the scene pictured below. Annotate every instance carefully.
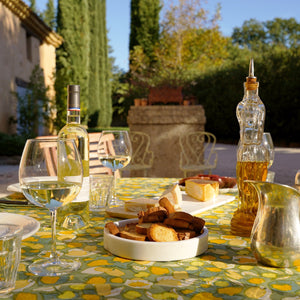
[58,85,90,229]
[22,181,81,210]
[99,155,130,171]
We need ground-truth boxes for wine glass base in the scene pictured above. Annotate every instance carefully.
[28,258,81,276]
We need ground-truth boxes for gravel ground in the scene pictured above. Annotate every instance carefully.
[0,143,299,197]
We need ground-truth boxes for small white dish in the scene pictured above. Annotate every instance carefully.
[0,213,40,240]
[104,218,208,261]
[7,183,21,193]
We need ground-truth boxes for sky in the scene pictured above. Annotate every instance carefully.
[29,0,300,71]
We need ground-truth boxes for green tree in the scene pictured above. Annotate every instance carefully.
[87,0,112,127]
[12,66,53,138]
[29,0,37,12]
[55,0,90,129]
[129,0,161,63]
[130,0,229,89]
[232,17,300,50]
[43,0,56,30]
[265,18,300,48]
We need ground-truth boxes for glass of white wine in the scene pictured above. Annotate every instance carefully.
[97,130,132,207]
[262,132,275,168]
[19,138,83,276]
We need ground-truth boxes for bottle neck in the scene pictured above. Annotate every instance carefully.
[67,109,81,124]
[245,88,259,97]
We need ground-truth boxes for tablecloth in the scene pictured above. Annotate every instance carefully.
[1,178,299,299]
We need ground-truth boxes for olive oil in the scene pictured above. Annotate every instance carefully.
[231,60,268,237]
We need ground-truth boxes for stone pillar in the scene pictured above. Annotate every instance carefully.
[127,105,206,178]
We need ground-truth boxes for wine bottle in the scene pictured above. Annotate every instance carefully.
[57,85,90,230]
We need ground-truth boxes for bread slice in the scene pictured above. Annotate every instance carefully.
[175,229,197,240]
[105,222,120,235]
[160,184,182,209]
[138,206,168,223]
[120,230,147,241]
[159,197,175,214]
[185,179,219,201]
[147,223,178,242]
[164,218,191,229]
[135,223,152,235]
[124,198,159,212]
[168,211,194,223]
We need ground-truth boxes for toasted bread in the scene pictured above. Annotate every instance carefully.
[168,211,194,223]
[120,230,147,241]
[147,223,178,242]
[163,218,191,229]
[159,197,176,214]
[135,223,152,235]
[175,229,197,240]
[160,184,182,209]
[138,206,168,223]
[105,222,120,235]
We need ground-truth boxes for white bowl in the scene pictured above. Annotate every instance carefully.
[104,218,208,261]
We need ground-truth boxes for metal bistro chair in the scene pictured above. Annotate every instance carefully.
[122,131,154,177]
[179,131,218,178]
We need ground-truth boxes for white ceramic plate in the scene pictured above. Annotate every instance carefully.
[104,218,208,261]
[106,193,236,219]
[7,183,21,193]
[0,213,40,240]
[218,186,238,194]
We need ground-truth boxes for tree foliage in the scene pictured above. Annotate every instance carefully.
[129,0,161,63]
[87,0,112,127]
[11,66,53,138]
[55,0,90,128]
[43,0,56,30]
[232,17,300,50]
[129,0,230,92]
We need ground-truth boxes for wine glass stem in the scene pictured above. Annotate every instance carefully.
[50,209,59,261]
[112,171,117,200]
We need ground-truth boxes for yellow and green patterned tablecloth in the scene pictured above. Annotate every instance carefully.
[1,178,300,299]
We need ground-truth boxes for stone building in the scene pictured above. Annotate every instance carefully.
[0,0,62,134]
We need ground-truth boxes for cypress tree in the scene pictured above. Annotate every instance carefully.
[88,0,112,127]
[129,0,161,62]
[43,0,56,30]
[55,0,90,128]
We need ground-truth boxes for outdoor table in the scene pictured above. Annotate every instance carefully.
[1,177,299,299]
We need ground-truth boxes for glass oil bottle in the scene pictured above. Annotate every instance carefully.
[230,59,268,237]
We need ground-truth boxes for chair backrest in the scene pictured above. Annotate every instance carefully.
[89,132,114,175]
[36,133,118,177]
[129,131,154,168]
[35,135,58,176]
[179,131,217,168]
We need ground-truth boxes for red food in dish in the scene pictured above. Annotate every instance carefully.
[179,174,236,189]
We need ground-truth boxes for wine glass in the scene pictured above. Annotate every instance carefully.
[19,138,83,276]
[262,132,275,168]
[97,130,132,206]
[295,170,300,191]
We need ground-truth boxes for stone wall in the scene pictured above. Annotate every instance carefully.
[127,105,206,178]
[0,0,62,134]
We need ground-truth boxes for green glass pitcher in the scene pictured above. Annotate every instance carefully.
[247,180,300,268]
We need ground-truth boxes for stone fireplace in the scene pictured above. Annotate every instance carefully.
[127,105,206,178]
